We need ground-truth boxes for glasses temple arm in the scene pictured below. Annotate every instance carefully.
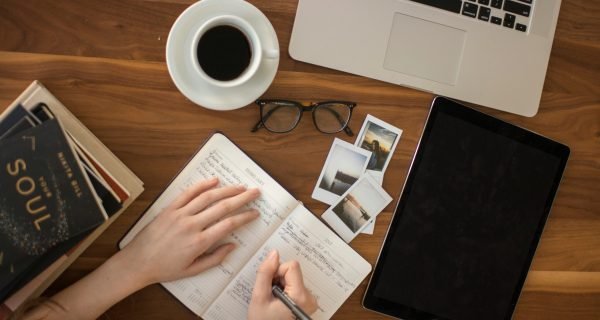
[344,125,354,137]
[250,120,263,132]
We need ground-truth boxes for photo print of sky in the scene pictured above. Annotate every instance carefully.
[360,122,398,171]
[319,144,369,196]
[332,177,387,232]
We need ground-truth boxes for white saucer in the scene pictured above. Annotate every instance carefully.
[166,0,279,111]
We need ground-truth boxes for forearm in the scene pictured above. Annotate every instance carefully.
[25,250,149,320]
[20,182,260,320]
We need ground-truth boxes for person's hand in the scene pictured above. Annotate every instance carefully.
[248,250,318,320]
[119,177,260,286]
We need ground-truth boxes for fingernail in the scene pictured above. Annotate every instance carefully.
[267,249,278,260]
[209,177,218,182]
[236,185,247,191]
[249,188,260,196]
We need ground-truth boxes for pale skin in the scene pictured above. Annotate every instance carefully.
[21,177,317,320]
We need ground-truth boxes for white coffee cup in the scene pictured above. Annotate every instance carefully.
[166,0,280,110]
[190,15,279,88]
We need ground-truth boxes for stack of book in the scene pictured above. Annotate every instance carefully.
[0,81,143,318]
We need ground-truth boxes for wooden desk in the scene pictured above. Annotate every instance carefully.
[0,1,598,318]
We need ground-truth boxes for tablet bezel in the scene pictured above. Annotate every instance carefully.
[362,97,570,320]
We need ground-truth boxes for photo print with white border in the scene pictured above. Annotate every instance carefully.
[322,174,392,243]
[355,115,402,234]
[358,171,382,235]
[312,138,372,205]
[354,114,403,183]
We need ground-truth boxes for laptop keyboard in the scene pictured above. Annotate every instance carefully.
[409,0,532,33]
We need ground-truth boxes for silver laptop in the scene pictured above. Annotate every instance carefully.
[289,0,561,117]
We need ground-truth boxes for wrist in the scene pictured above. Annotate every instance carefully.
[50,248,152,319]
[106,249,153,291]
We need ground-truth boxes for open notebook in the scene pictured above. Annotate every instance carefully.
[119,133,371,319]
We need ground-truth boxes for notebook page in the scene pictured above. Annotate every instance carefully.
[119,133,298,315]
[203,205,372,320]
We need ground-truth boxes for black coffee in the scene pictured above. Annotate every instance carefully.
[196,25,252,81]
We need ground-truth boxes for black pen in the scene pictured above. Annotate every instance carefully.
[271,284,313,320]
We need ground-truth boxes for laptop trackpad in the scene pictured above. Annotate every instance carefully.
[384,13,466,85]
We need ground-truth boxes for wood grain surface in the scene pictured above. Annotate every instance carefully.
[0,0,598,319]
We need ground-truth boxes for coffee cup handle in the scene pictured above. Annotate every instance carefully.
[264,48,279,60]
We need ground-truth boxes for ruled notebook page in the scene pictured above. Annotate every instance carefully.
[119,133,298,315]
[203,205,372,320]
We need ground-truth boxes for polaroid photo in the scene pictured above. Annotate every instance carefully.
[312,138,372,205]
[361,219,375,235]
[355,116,401,234]
[359,171,382,235]
[354,114,403,182]
[322,174,392,243]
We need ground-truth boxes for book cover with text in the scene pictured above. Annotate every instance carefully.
[0,119,107,299]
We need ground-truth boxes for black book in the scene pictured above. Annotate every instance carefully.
[1,103,122,216]
[0,232,89,301]
[0,104,30,135]
[0,119,107,299]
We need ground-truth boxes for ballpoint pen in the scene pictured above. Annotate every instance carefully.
[272,284,313,320]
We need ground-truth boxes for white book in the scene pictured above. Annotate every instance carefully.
[119,133,371,320]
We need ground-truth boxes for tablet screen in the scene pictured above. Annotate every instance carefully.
[363,98,569,320]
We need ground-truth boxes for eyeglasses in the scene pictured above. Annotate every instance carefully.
[251,99,356,136]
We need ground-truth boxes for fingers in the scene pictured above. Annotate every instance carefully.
[202,209,259,241]
[277,260,318,314]
[180,185,251,216]
[192,188,260,227]
[167,177,219,210]
[252,250,280,303]
[277,261,305,293]
[186,243,236,276]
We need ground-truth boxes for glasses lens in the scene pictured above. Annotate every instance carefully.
[261,102,301,133]
[314,103,351,133]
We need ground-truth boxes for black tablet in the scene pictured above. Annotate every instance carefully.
[363,97,569,320]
